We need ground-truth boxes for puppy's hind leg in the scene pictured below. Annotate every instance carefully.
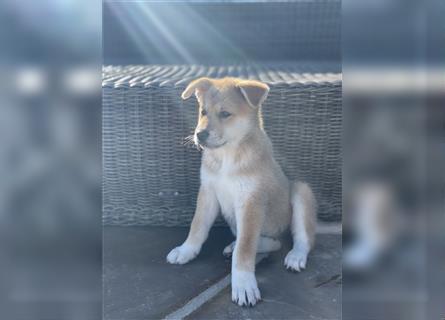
[257,236,281,253]
[223,241,236,257]
[223,236,281,257]
[284,182,316,272]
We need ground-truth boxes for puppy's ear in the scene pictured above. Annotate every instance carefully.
[237,80,269,108]
[181,77,212,100]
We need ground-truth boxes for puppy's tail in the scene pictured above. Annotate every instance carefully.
[290,181,317,250]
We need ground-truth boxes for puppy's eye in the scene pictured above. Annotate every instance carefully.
[201,109,207,116]
[219,111,231,119]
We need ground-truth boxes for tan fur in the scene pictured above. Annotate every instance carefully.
[233,194,265,272]
[167,77,317,306]
[186,185,219,248]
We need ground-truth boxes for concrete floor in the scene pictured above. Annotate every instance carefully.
[103,226,341,320]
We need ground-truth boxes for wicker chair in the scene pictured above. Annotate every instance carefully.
[103,1,341,226]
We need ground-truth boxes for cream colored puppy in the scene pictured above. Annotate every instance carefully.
[167,77,316,307]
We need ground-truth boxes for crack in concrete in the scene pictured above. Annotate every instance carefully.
[314,274,341,288]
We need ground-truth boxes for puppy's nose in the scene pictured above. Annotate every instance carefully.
[197,130,209,142]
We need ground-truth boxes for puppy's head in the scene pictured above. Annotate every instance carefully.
[181,77,269,149]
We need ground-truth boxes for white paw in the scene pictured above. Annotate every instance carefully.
[223,241,236,257]
[166,243,199,265]
[284,248,309,272]
[231,270,261,307]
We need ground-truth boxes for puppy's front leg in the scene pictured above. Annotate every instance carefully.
[231,198,264,306]
[167,185,219,264]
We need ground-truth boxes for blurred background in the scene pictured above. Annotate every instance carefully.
[0,0,101,319]
[342,0,445,319]
[0,0,444,319]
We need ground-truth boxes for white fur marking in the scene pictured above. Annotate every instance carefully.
[202,161,257,233]
[284,247,309,272]
[231,269,261,306]
[166,243,200,265]
[292,193,311,250]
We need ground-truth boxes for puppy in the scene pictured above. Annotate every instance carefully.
[167,77,316,306]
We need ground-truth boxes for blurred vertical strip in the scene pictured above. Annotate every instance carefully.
[0,0,102,319]
[343,0,445,319]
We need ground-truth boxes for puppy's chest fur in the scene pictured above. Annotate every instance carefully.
[201,152,257,228]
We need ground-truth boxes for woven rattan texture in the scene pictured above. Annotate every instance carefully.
[103,64,342,226]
